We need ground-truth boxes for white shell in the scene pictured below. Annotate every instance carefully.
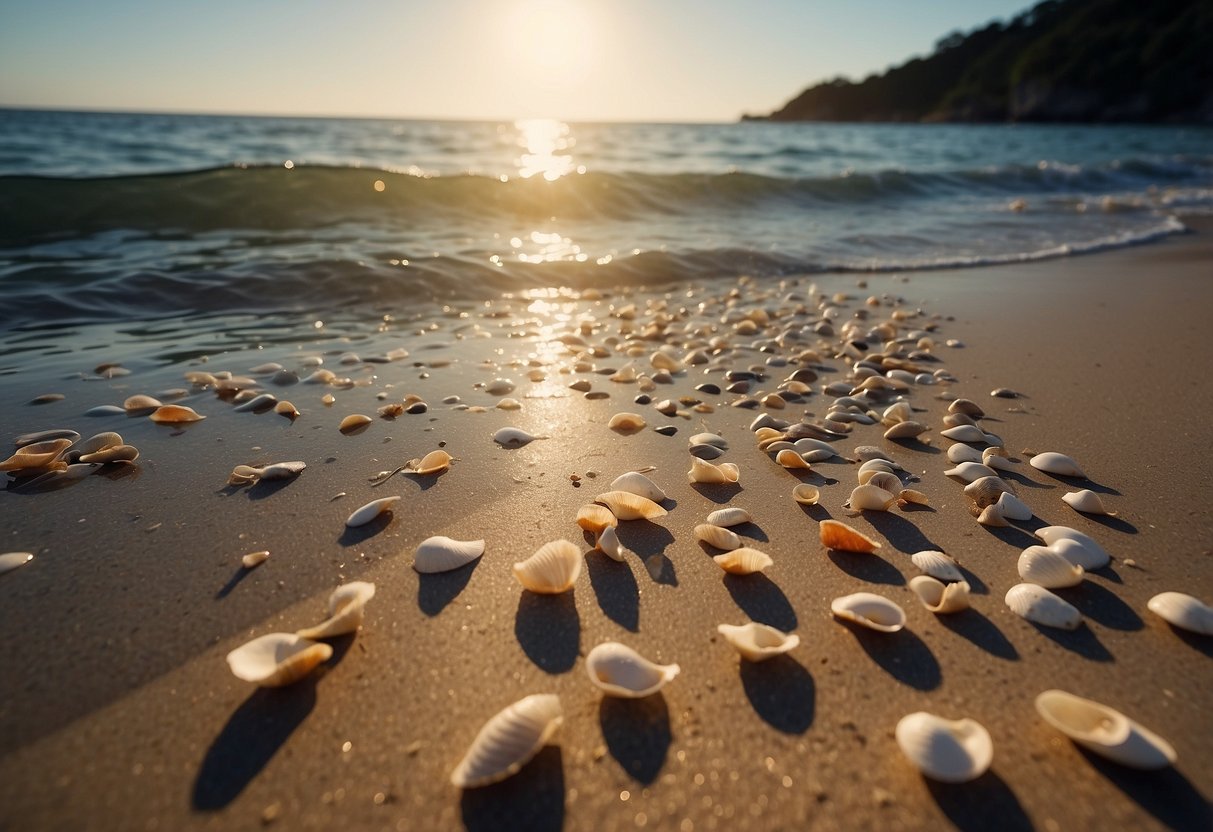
[1004,584,1081,630]
[792,484,820,505]
[345,496,400,527]
[1018,546,1084,588]
[414,536,486,573]
[995,491,1033,521]
[910,550,964,583]
[1062,489,1116,515]
[713,547,773,575]
[1034,527,1111,569]
[909,576,971,614]
[1030,452,1086,478]
[963,475,1012,504]
[847,484,896,511]
[1146,592,1213,636]
[830,593,906,632]
[1035,690,1175,769]
[946,443,983,464]
[944,462,999,483]
[706,507,752,527]
[981,447,1015,471]
[513,540,582,593]
[883,420,929,440]
[775,449,811,469]
[609,471,667,502]
[585,642,680,698]
[687,457,740,484]
[717,623,800,662]
[694,524,741,550]
[594,490,668,520]
[596,525,626,561]
[940,425,995,444]
[493,427,546,447]
[0,552,34,575]
[296,581,376,639]
[450,694,563,788]
[259,461,306,480]
[485,378,516,396]
[895,712,993,783]
[226,633,332,687]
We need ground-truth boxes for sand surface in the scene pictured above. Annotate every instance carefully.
[1,222,1211,831]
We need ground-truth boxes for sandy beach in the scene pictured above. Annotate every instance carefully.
[1,221,1211,831]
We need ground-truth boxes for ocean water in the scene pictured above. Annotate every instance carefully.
[1,109,1211,327]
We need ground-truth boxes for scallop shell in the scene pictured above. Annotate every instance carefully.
[713,547,773,575]
[1035,690,1175,769]
[820,519,881,553]
[884,421,929,440]
[995,491,1033,521]
[414,536,485,573]
[694,524,741,551]
[450,694,564,788]
[909,576,971,614]
[345,496,400,527]
[241,550,269,568]
[411,450,452,476]
[847,484,896,512]
[493,427,546,447]
[1033,527,1110,570]
[0,552,35,575]
[1146,592,1213,636]
[594,490,667,521]
[940,425,994,444]
[513,540,582,593]
[296,581,376,638]
[717,622,800,662]
[911,550,964,582]
[596,525,626,561]
[585,642,680,698]
[946,443,983,464]
[1018,546,1084,588]
[945,462,999,483]
[1004,584,1081,630]
[1062,489,1116,515]
[608,412,647,432]
[895,712,993,783]
[123,394,162,412]
[792,484,820,506]
[707,507,752,527]
[576,504,618,535]
[0,438,73,472]
[609,471,667,502]
[831,592,906,632]
[687,457,740,484]
[226,633,332,687]
[1030,452,1086,478]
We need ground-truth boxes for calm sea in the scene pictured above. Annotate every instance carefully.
[1,109,1210,326]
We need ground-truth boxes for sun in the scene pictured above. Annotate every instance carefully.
[508,0,594,80]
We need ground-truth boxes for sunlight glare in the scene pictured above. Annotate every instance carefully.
[509,0,593,77]
[515,118,576,180]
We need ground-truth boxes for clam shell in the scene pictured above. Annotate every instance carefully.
[895,712,993,783]
[1035,690,1175,769]
[414,536,485,573]
[608,412,647,433]
[78,444,140,464]
[775,449,811,469]
[687,457,740,484]
[585,642,679,698]
[596,525,626,561]
[898,488,930,506]
[945,462,999,483]
[1062,489,1116,515]
[149,404,205,423]
[948,398,985,419]
[911,550,963,582]
[964,475,1012,507]
[226,633,332,687]
[339,414,372,434]
[0,438,73,472]
[706,507,752,527]
[882,401,913,423]
[947,443,983,464]
[70,432,122,456]
[493,427,546,447]
[609,471,667,502]
[847,484,896,512]
[0,552,35,575]
[1018,546,1084,588]
[717,622,800,662]
[124,394,162,412]
[713,547,773,575]
[981,447,1015,471]
[977,504,1009,527]
[576,504,617,535]
[241,550,269,569]
[450,694,563,788]
[820,519,881,553]
[594,490,667,521]
[1030,452,1086,478]
[940,425,994,444]
[792,484,820,505]
[1004,584,1081,630]
[513,540,582,593]
[831,592,906,632]
[345,496,400,527]
[234,393,277,413]
[412,449,452,475]
[995,492,1033,521]
[1146,592,1213,636]
[275,400,300,419]
[694,524,741,551]
[909,576,970,614]
[296,581,376,638]
[689,432,728,449]
[863,471,902,493]
[689,443,724,460]
[1034,527,1110,570]
[884,420,929,440]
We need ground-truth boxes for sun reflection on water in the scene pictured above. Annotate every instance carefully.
[514,118,581,181]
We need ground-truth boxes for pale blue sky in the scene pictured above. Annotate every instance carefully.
[0,0,1031,121]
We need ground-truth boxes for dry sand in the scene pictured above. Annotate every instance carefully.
[1,221,1211,831]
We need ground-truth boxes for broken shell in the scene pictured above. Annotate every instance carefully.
[79,444,140,464]
[0,552,35,575]
[609,471,667,502]
[594,490,667,521]
[792,484,820,505]
[883,421,929,440]
[576,504,618,535]
[513,540,582,593]
[345,496,400,527]
[713,547,773,575]
[296,581,376,639]
[1030,452,1086,478]
[608,412,647,433]
[596,525,626,561]
[694,524,741,551]
[242,550,270,569]
[964,475,1012,507]
[413,537,485,573]
[1004,584,1081,630]
[493,427,546,447]
[149,404,205,423]
[831,592,905,632]
[847,484,896,512]
[1018,546,1084,588]
[1034,527,1110,570]
[411,450,452,476]
[1146,592,1213,636]
[911,550,964,583]
[909,576,971,614]
[0,438,73,472]
[226,633,332,687]
[123,394,162,412]
[450,694,564,788]
[228,464,262,486]
[820,519,881,553]
[946,443,983,464]
[585,642,680,698]
[707,507,752,527]
[895,712,992,783]
[717,623,800,662]
[1062,489,1116,516]
[995,491,1033,521]
[339,414,372,434]
[775,449,811,469]
[940,425,994,444]
[945,462,999,483]
[1035,690,1175,769]
[687,457,740,484]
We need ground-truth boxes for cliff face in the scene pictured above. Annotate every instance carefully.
[761,0,1213,124]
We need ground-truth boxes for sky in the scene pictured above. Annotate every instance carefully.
[0,0,1032,122]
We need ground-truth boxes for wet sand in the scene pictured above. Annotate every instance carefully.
[1,221,1211,831]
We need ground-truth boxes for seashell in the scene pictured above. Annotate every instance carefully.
[513,540,582,593]
[694,524,741,550]
[793,438,835,456]
[909,576,970,614]
[1035,690,1175,769]
[15,429,80,447]
[124,394,162,412]
[296,582,376,638]
[249,362,283,375]
[228,464,262,486]
[241,550,269,568]
[485,378,516,396]
[946,443,983,464]
[0,438,73,472]
[414,536,485,573]
[717,622,800,662]
[943,412,976,428]
[895,712,992,783]
[1030,452,1086,478]
[977,504,1009,527]
[713,547,773,575]
[948,398,985,419]
[820,519,881,553]
[831,592,905,632]
[775,449,811,469]
[149,404,205,423]
[271,370,298,386]
[911,550,964,582]
[863,470,901,492]
[1034,527,1110,570]
[79,444,139,464]
[226,633,332,687]
[690,443,724,460]
[609,363,638,383]
[378,403,405,418]
[594,491,667,521]
[345,496,400,527]
[898,488,930,507]
[321,393,335,406]
[884,421,929,440]
[882,401,914,423]
[68,431,122,457]
[596,525,626,561]
[339,414,372,434]
[303,369,336,384]
[259,461,305,480]
[846,484,896,512]
[964,475,1012,507]
[1146,592,1213,636]
[234,393,277,413]
[940,425,994,444]
[1062,489,1116,516]
[271,400,299,421]
[687,458,740,485]
[411,450,452,476]
[576,504,618,535]
[1005,584,1081,630]
[493,427,547,447]
[609,471,667,502]
[608,412,647,433]
[450,694,564,788]
[1018,546,1084,588]
[585,642,680,698]
[650,350,683,372]
[0,552,35,574]
[85,405,127,416]
[689,432,728,449]
[995,491,1033,521]
[792,484,820,505]
[707,507,752,527]
[945,462,999,483]
[981,447,1015,471]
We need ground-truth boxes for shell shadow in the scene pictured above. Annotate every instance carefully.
[1080,513,1139,535]
[955,565,988,595]
[192,679,318,810]
[1037,471,1122,496]
[403,472,443,492]
[938,610,1019,660]
[886,437,940,455]
[977,524,1040,549]
[214,566,254,600]
[864,512,945,555]
[925,770,1032,832]
[337,512,394,546]
[690,482,743,503]
[732,521,769,543]
[1056,582,1143,631]
[460,745,565,832]
[998,469,1052,490]
[245,478,297,500]
[797,503,833,521]
[826,550,905,586]
[1031,622,1113,662]
[615,520,674,559]
[514,592,580,674]
[642,553,678,586]
[738,655,815,734]
[843,625,941,691]
[598,693,671,785]
[586,552,640,632]
[1080,750,1211,832]
[723,573,798,631]
[417,560,480,617]
[1163,625,1213,658]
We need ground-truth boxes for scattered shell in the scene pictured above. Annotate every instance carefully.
[594,491,667,521]
[0,552,34,575]
[75,444,138,464]
[1018,546,1085,588]
[1034,527,1110,570]
[717,623,800,662]
[413,537,485,573]
[689,443,725,460]
[15,429,79,447]
[149,404,205,423]
[0,438,72,472]
[274,401,300,420]
[241,550,269,569]
[995,492,1033,521]
[345,496,400,527]
[493,427,546,447]
[964,475,1012,507]
[1035,690,1175,769]
[123,394,162,412]
[1030,452,1086,478]
[948,398,985,419]
[863,470,902,493]
[831,593,906,632]
[687,457,740,484]
[895,712,993,783]
[846,484,896,512]
[689,432,728,449]
[792,484,820,506]
[609,471,667,502]
[485,378,516,396]
[909,576,971,614]
[706,507,752,527]
[585,642,680,698]
[713,547,773,575]
[85,405,127,416]
[296,582,376,639]
[694,524,741,550]
[981,447,1015,471]
[411,450,453,476]
[977,504,1010,527]
[226,633,332,687]
[940,425,994,444]
[946,444,983,464]
[608,412,647,433]
[911,550,964,582]
[898,488,930,507]
[884,421,929,440]
[775,449,811,469]
[945,462,999,483]
[234,393,277,413]
[820,519,881,553]
[596,525,626,561]
[1146,592,1213,636]
[1062,489,1116,516]
[339,414,372,434]
[1005,584,1081,630]
[513,540,582,593]
[576,504,617,535]
[450,694,564,788]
